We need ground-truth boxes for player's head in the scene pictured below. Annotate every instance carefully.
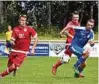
[86,19,95,30]
[19,15,27,27]
[72,11,79,23]
[8,25,12,31]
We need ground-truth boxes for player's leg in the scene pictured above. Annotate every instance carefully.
[13,67,19,77]
[0,52,26,78]
[11,52,26,77]
[64,45,72,58]
[5,41,11,54]
[70,46,89,78]
[70,45,83,72]
[63,45,72,63]
[74,49,89,70]
[52,45,71,75]
[78,62,86,78]
[7,53,17,76]
[0,63,17,78]
[52,59,63,75]
[0,52,16,78]
[5,41,9,54]
[74,61,86,78]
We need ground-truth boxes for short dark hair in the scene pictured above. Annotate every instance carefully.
[72,11,79,16]
[87,19,95,23]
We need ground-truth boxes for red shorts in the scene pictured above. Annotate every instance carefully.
[8,52,26,67]
[64,45,72,57]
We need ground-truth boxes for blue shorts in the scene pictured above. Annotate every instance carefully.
[6,40,12,48]
[70,45,84,59]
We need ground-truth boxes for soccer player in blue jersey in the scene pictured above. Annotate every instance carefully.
[70,19,95,78]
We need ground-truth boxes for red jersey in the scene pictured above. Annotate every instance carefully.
[65,21,80,43]
[11,25,37,53]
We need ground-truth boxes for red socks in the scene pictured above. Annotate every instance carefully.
[54,60,63,68]
[1,64,16,77]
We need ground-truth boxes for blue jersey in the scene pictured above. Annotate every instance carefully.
[71,27,94,48]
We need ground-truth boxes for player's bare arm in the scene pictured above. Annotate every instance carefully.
[64,30,74,39]
[31,33,38,55]
[10,37,15,46]
[60,26,67,35]
[60,25,74,38]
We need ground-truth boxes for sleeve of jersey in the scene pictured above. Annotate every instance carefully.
[65,22,73,28]
[30,27,37,38]
[63,22,72,29]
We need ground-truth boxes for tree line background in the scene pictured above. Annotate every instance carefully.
[0,1,98,38]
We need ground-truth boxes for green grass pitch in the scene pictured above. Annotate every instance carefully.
[0,56,98,84]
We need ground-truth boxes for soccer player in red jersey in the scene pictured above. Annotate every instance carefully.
[52,11,80,75]
[0,15,38,78]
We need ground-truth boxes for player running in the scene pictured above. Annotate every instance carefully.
[0,15,38,78]
[52,11,80,75]
[70,19,95,78]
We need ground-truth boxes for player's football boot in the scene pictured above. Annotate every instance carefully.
[74,72,79,78]
[74,72,85,78]
[52,65,57,75]
[52,60,63,75]
[79,73,85,78]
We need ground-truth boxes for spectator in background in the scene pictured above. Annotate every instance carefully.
[5,25,12,54]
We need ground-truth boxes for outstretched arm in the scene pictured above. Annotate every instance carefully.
[31,34,38,55]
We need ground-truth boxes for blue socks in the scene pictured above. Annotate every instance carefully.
[78,67,83,73]
[75,56,86,68]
